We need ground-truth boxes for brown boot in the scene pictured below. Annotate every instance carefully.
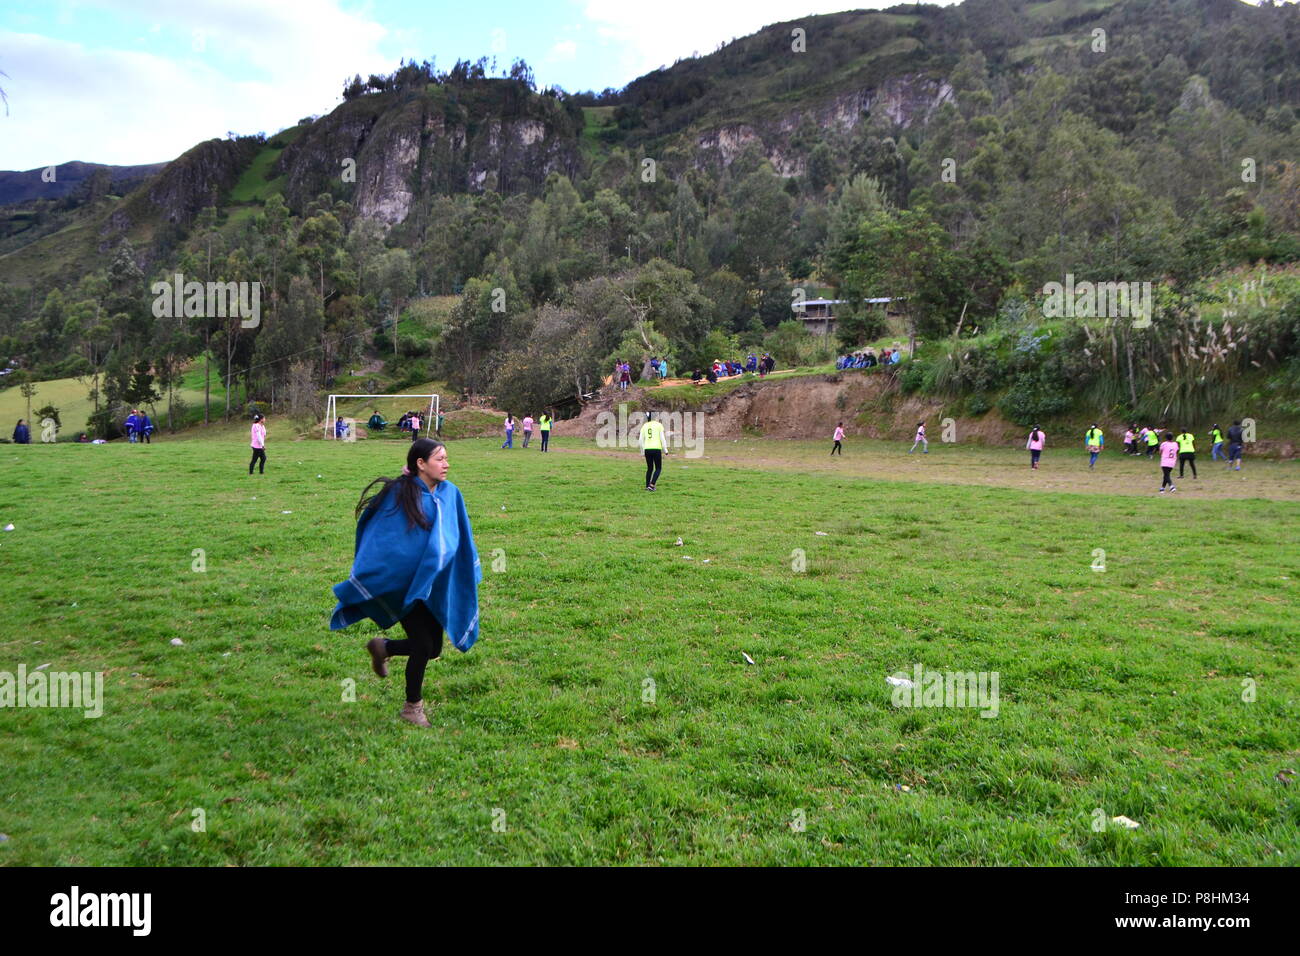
[399,700,431,728]
[365,637,389,678]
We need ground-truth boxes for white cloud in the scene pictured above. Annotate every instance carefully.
[0,0,394,169]
[548,39,578,62]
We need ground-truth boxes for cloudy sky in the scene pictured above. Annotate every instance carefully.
[0,0,961,171]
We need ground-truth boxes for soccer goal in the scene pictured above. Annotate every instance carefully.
[324,394,439,440]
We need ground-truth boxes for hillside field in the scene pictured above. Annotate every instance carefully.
[0,432,1297,864]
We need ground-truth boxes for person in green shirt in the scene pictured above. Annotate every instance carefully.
[1208,423,1224,461]
[436,410,445,438]
[1084,424,1105,470]
[1144,426,1160,458]
[538,412,552,452]
[639,411,666,491]
[1175,428,1197,478]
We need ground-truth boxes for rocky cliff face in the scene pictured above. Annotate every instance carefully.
[695,73,955,175]
[99,136,259,250]
[277,91,583,226]
[140,138,258,225]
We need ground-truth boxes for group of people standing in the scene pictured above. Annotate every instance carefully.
[829,418,1250,490]
[397,410,424,440]
[1121,422,1245,471]
[124,409,154,443]
[501,413,552,451]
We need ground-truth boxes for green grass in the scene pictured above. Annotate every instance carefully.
[227,147,287,205]
[1023,0,1119,23]
[1,435,1297,865]
[227,125,304,206]
[0,363,231,437]
[0,215,97,287]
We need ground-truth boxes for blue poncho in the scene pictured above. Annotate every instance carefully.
[329,477,482,652]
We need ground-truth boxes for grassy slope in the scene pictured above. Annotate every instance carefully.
[227,125,305,207]
[0,214,100,287]
[0,434,1296,865]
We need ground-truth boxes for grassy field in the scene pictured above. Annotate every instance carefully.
[1,432,1297,865]
[0,364,234,438]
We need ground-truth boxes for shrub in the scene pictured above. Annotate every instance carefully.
[998,369,1073,425]
[899,359,928,394]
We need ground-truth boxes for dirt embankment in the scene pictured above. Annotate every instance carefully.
[550,373,1299,457]
[552,372,1024,443]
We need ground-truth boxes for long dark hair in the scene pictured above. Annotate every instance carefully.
[354,438,444,530]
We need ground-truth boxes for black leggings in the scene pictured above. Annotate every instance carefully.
[249,447,266,473]
[1161,466,1174,488]
[831,440,842,455]
[644,449,662,488]
[385,603,444,703]
[1178,452,1197,478]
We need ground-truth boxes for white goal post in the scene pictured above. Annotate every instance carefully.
[324,394,439,440]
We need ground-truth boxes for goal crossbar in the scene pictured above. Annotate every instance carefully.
[325,393,439,439]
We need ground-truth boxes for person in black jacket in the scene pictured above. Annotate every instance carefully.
[12,419,31,444]
[1226,420,1245,471]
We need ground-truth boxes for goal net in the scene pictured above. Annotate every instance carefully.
[324,394,439,440]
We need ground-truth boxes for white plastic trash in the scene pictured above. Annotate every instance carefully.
[1111,815,1141,829]
[170,638,185,647]
[886,675,916,689]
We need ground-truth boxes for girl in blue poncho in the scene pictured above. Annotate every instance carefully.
[331,438,482,728]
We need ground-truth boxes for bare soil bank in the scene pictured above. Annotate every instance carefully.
[551,372,1298,459]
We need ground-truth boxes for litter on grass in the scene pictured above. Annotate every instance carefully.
[815,531,828,536]
[742,652,756,665]
[3,524,13,531]
[886,675,916,689]
[170,638,185,647]
[1111,815,1141,829]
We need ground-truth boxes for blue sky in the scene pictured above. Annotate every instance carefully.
[0,0,958,170]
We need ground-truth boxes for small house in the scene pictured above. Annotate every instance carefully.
[796,297,906,337]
